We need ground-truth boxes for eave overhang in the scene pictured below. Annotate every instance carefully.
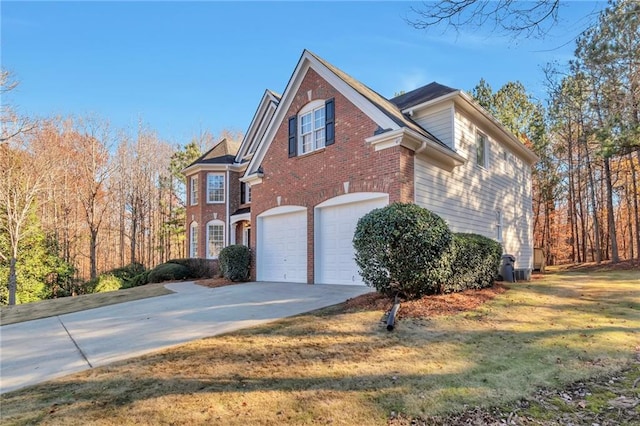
[239,172,264,186]
[366,127,465,172]
[181,162,247,176]
[401,91,539,166]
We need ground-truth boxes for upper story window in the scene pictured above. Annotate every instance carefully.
[190,176,199,206]
[207,173,224,203]
[476,131,488,168]
[288,98,335,158]
[300,105,325,153]
[241,182,251,204]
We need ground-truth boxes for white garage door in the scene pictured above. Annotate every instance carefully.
[257,208,307,283]
[316,195,387,285]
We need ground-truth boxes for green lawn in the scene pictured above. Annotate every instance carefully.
[1,269,638,425]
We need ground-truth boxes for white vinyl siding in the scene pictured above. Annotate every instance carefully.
[412,103,455,150]
[414,107,533,271]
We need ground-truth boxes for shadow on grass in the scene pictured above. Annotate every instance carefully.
[1,270,638,423]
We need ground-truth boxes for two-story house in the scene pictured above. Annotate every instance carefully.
[184,50,537,284]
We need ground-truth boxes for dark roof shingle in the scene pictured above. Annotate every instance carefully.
[390,82,458,110]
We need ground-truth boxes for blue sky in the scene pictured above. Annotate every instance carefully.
[2,1,606,146]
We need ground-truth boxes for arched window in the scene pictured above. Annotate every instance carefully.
[288,98,335,157]
[190,222,198,258]
[206,220,225,259]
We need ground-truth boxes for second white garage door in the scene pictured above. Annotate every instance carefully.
[315,194,388,285]
[257,207,307,283]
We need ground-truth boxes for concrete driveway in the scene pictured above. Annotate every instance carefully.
[0,281,372,394]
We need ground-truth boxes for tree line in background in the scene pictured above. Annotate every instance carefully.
[1,84,241,303]
[1,1,638,305]
[470,1,639,266]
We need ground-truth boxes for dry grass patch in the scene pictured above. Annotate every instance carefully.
[0,284,173,326]
[1,270,638,425]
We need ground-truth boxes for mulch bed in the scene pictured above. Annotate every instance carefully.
[193,277,243,289]
[344,283,508,318]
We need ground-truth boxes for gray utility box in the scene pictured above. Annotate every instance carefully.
[500,254,516,282]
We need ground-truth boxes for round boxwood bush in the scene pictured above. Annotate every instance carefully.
[93,274,123,293]
[353,203,452,299]
[219,245,251,282]
[147,263,190,283]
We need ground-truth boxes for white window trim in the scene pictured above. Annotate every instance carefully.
[190,176,199,206]
[242,182,251,204]
[190,221,198,257]
[242,225,250,247]
[298,99,326,155]
[476,130,488,169]
[206,219,225,259]
[206,173,225,204]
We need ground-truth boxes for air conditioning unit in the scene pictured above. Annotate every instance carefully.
[514,269,531,281]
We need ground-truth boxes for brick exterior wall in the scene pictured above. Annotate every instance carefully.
[185,169,231,258]
[250,68,415,282]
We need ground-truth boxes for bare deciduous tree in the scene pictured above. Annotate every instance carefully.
[1,70,35,144]
[407,0,561,39]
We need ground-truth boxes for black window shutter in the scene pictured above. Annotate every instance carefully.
[325,98,335,146]
[240,182,246,204]
[288,116,297,157]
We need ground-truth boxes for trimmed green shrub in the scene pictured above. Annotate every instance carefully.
[93,274,123,293]
[126,270,151,288]
[167,258,218,279]
[353,203,452,299]
[108,262,146,286]
[219,245,251,282]
[441,233,502,293]
[147,263,190,283]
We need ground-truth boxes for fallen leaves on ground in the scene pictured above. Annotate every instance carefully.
[344,283,507,319]
[193,277,242,289]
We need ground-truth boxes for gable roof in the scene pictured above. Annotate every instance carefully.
[307,51,446,146]
[245,50,456,177]
[235,90,281,163]
[390,82,457,110]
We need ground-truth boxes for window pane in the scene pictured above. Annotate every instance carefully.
[300,113,312,134]
[476,134,486,166]
[315,128,325,149]
[314,108,325,129]
[191,225,198,257]
[207,175,224,202]
[208,224,224,258]
[302,133,313,153]
[191,177,198,205]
